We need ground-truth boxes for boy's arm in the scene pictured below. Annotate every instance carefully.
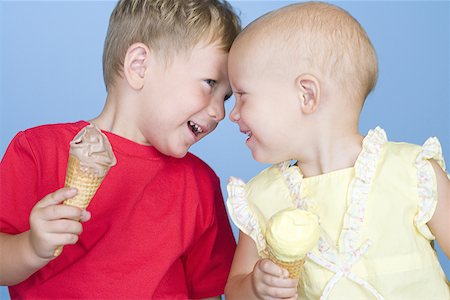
[182,174,236,299]
[0,188,89,286]
[0,231,49,286]
[225,232,297,299]
[427,159,450,258]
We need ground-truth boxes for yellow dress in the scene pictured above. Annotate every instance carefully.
[227,127,449,300]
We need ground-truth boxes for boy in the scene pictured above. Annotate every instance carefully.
[0,0,241,298]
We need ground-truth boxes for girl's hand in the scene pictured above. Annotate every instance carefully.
[28,187,91,259]
[252,258,299,299]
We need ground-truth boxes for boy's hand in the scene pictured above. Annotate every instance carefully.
[252,258,299,300]
[29,188,91,259]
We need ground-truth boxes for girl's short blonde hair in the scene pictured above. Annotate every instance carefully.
[245,2,378,103]
[103,0,241,90]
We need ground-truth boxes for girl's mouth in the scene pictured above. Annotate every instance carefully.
[241,130,252,139]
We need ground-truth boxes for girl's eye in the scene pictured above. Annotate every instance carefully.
[205,79,216,88]
[234,91,245,98]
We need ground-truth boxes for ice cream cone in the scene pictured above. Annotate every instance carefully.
[54,124,116,257]
[265,207,320,280]
[267,247,305,279]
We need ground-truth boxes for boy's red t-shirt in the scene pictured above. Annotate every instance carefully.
[0,121,236,299]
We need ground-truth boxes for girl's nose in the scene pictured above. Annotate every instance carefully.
[229,102,240,123]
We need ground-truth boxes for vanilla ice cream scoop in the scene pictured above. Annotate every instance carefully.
[266,207,320,262]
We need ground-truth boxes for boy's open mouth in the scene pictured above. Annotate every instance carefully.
[188,120,203,136]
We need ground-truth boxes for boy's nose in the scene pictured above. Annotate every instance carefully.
[207,99,225,122]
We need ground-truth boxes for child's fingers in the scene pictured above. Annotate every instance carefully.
[261,273,298,289]
[255,272,298,298]
[39,203,83,221]
[79,210,91,222]
[264,286,298,299]
[35,187,77,209]
[49,232,80,247]
[259,259,289,278]
[46,219,83,235]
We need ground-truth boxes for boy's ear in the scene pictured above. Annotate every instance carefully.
[123,43,150,90]
[296,74,320,114]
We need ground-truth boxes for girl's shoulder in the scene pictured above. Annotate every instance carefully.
[379,137,446,173]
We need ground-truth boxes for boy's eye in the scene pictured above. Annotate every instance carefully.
[224,93,232,101]
[205,79,216,88]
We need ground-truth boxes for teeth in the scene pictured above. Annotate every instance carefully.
[188,121,203,135]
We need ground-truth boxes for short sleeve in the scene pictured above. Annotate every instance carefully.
[226,165,298,256]
[183,178,236,299]
[0,131,39,233]
[414,137,449,240]
[226,177,266,254]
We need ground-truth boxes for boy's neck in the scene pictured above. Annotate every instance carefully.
[89,89,150,146]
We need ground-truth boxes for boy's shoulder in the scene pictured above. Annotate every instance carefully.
[21,121,87,141]
[180,152,219,179]
[15,121,88,150]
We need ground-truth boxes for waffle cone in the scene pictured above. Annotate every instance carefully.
[267,247,305,279]
[63,155,105,210]
[54,155,105,256]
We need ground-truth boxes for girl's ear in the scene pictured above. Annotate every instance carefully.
[123,43,150,90]
[296,74,320,114]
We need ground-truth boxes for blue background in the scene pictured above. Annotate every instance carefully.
[0,1,448,298]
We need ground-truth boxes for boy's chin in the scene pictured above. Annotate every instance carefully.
[162,144,191,158]
[171,151,188,159]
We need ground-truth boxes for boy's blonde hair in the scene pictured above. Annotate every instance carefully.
[103,0,241,90]
[244,2,378,103]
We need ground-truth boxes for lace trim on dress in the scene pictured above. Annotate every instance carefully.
[414,137,448,240]
[338,127,387,253]
[277,161,321,214]
[226,176,266,254]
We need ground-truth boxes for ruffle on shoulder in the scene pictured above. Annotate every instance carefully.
[277,161,317,212]
[338,126,387,253]
[226,177,266,254]
[414,137,448,240]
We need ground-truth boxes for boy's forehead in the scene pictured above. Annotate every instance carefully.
[187,40,230,76]
[167,39,226,64]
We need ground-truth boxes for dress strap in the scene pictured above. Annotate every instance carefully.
[308,240,384,300]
